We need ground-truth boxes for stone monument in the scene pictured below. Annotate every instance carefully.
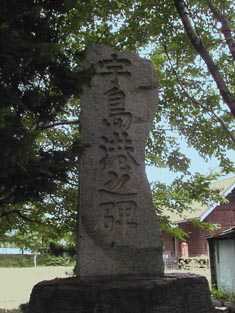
[28,45,214,313]
[78,45,163,279]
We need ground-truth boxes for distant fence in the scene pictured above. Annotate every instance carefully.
[163,256,178,270]
[164,256,209,271]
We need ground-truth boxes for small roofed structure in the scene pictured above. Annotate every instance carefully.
[208,227,235,293]
[161,176,235,258]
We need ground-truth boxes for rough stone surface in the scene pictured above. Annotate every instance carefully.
[27,45,214,313]
[78,44,163,279]
[28,273,214,313]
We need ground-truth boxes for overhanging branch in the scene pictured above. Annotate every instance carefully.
[208,0,235,61]
[0,208,42,224]
[39,119,80,130]
[174,0,235,116]
[163,43,235,144]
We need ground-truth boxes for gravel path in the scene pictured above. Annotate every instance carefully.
[0,266,74,310]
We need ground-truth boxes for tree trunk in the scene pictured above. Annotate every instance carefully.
[208,0,235,61]
[174,0,235,116]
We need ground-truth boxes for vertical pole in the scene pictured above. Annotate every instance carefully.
[34,254,37,268]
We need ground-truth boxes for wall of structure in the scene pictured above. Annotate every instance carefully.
[162,189,235,257]
[206,193,235,230]
[161,232,176,258]
[215,239,235,293]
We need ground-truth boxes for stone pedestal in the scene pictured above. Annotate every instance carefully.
[28,273,214,313]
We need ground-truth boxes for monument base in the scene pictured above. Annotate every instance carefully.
[28,273,213,313]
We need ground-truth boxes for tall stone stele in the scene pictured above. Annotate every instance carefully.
[28,45,214,313]
[78,44,163,279]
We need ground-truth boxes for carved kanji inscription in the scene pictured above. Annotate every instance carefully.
[78,45,163,278]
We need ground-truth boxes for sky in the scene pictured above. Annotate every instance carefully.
[146,147,235,184]
[109,19,235,185]
[138,48,235,185]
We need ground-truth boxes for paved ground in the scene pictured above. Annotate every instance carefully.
[165,267,211,286]
[0,266,74,310]
[0,266,211,310]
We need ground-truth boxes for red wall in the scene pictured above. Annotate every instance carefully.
[177,222,209,256]
[162,188,235,257]
[206,196,235,229]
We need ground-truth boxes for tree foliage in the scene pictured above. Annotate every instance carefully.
[0,0,81,246]
[0,0,234,247]
[63,0,235,173]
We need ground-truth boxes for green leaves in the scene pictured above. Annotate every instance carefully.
[0,1,81,226]
[153,173,225,218]
[0,0,234,249]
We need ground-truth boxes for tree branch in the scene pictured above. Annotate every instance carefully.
[16,211,42,224]
[208,0,235,61]
[163,43,235,143]
[0,209,17,218]
[0,188,16,205]
[0,208,42,224]
[174,0,235,116]
[38,119,80,130]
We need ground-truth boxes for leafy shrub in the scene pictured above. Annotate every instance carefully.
[0,254,75,267]
[0,309,22,313]
[37,255,74,266]
[212,287,235,304]
[0,255,33,267]
[0,303,28,313]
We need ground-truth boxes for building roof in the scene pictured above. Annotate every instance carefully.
[160,176,235,224]
[207,226,235,240]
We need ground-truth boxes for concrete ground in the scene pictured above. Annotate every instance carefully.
[0,266,74,310]
[0,266,211,310]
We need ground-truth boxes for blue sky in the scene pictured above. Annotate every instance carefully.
[138,49,235,184]
[146,147,235,184]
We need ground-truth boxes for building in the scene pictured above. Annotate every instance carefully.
[208,227,235,293]
[161,176,235,258]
